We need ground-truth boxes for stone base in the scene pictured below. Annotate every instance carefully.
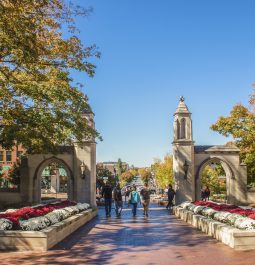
[174,206,255,250]
[0,208,98,252]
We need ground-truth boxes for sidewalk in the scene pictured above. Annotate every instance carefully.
[0,203,254,265]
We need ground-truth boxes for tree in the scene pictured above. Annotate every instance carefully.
[0,1,100,153]
[96,164,114,187]
[201,164,226,195]
[152,154,173,189]
[120,170,134,187]
[138,168,152,183]
[116,158,125,177]
[211,104,255,182]
[250,84,255,112]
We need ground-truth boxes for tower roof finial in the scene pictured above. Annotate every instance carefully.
[180,96,185,102]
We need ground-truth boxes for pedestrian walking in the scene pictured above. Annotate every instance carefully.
[204,186,211,201]
[101,181,113,217]
[140,183,151,217]
[128,185,141,217]
[166,184,175,210]
[201,186,206,201]
[125,187,131,204]
[113,183,123,217]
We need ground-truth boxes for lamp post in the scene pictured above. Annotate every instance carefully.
[49,162,59,198]
[183,160,189,179]
[80,161,86,179]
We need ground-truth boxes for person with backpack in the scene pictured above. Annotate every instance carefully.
[113,183,123,217]
[101,181,113,217]
[140,183,151,217]
[166,184,175,210]
[128,185,141,217]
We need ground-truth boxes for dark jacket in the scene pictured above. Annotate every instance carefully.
[102,185,112,199]
[113,187,122,201]
[168,188,175,200]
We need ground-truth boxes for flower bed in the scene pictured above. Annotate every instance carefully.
[174,201,255,250]
[0,200,91,231]
[179,201,255,231]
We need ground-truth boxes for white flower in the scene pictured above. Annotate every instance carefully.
[226,213,243,225]
[45,212,61,224]
[187,204,196,211]
[179,201,192,209]
[201,207,219,218]
[193,206,206,214]
[76,203,90,211]
[20,216,51,231]
[214,211,232,223]
[0,218,13,230]
[235,218,255,230]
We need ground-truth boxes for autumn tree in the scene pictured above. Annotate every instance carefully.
[0,0,100,153]
[120,170,134,187]
[138,168,152,183]
[211,104,255,182]
[201,164,226,195]
[152,154,173,189]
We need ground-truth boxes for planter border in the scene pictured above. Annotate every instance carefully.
[0,207,98,251]
[173,206,255,250]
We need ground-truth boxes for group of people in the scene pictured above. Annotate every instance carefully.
[101,182,176,218]
[201,185,210,201]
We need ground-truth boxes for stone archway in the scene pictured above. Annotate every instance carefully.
[195,157,234,203]
[33,156,74,203]
[172,97,248,205]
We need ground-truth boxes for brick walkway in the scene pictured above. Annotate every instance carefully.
[0,204,255,265]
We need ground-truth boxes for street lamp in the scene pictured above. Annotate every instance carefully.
[183,160,189,179]
[80,161,86,179]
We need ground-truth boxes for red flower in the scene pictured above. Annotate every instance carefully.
[192,201,255,218]
[0,200,77,229]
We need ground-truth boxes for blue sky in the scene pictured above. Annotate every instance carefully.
[70,0,255,167]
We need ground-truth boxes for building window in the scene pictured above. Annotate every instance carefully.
[6,151,12,162]
[0,151,3,162]
[180,118,186,139]
[176,119,180,139]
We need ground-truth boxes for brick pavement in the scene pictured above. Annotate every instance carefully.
[0,204,255,265]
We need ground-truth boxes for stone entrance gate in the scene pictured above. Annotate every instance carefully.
[0,111,97,207]
[172,97,249,205]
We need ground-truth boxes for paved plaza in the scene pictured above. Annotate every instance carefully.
[0,204,255,265]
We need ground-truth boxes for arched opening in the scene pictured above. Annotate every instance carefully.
[196,158,233,203]
[41,162,68,201]
[180,118,186,139]
[176,119,180,139]
[34,157,74,203]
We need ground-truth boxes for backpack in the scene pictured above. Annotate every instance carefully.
[130,191,139,204]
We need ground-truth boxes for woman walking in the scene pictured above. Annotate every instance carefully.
[129,185,141,217]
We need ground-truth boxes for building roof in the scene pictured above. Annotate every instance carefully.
[174,96,190,114]
[194,145,240,153]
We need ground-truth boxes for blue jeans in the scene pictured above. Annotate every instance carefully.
[115,201,123,216]
[132,203,138,216]
[105,198,112,216]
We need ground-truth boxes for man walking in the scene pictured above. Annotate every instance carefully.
[166,184,175,210]
[113,183,123,217]
[140,183,151,217]
[102,181,113,217]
